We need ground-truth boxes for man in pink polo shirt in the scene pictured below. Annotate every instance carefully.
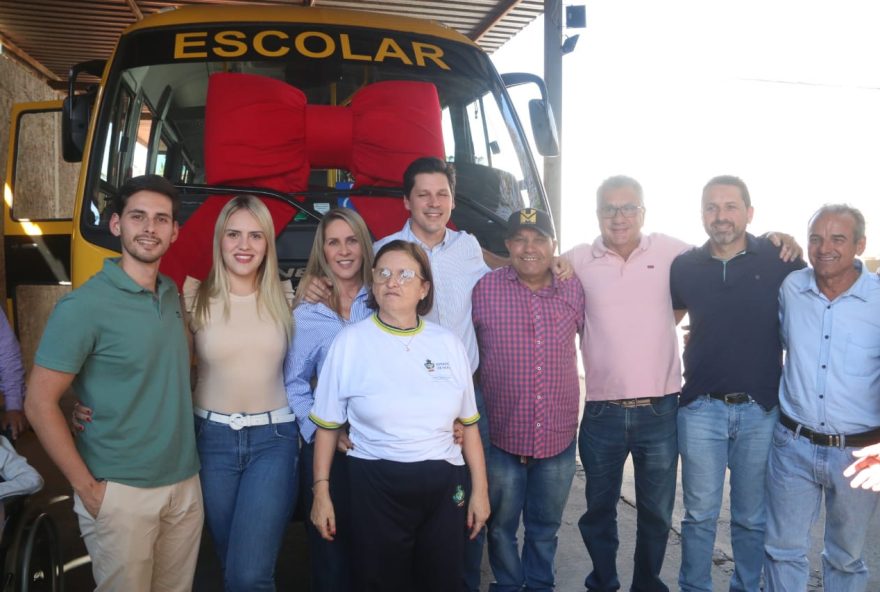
[564,175,685,592]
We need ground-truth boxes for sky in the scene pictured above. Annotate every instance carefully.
[491,0,880,258]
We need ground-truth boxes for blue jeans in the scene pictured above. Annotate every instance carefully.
[464,381,490,592]
[578,394,678,592]
[300,441,353,592]
[486,440,576,592]
[195,416,299,592]
[764,422,880,592]
[677,396,778,592]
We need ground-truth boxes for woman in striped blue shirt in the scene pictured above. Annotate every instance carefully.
[284,208,374,591]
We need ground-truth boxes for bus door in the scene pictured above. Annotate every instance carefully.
[3,101,78,365]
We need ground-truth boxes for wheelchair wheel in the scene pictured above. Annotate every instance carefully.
[14,512,62,592]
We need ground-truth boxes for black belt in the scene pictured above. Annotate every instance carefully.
[780,413,880,448]
[708,392,751,405]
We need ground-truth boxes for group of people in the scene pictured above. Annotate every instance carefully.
[10,156,880,592]
[564,174,880,592]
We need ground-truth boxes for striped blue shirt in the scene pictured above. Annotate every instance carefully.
[779,262,880,434]
[375,220,490,372]
[284,286,372,443]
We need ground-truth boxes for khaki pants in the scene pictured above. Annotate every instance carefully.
[73,474,203,592]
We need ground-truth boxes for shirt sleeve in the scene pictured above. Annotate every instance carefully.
[181,277,200,314]
[573,280,586,340]
[285,305,321,442]
[778,280,788,350]
[34,295,97,375]
[309,329,350,430]
[0,314,25,411]
[0,437,43,500]
[455,338,479,425]
[471,275,486,332]
[669,256,687,310]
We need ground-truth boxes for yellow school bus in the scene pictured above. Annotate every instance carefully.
[5,5,557,306]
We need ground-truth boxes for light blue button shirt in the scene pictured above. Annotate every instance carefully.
[284,286,372,444]
[374,220,490,373]
[779,262,880,434]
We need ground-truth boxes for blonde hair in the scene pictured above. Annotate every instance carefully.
[192,195,293,343]
[294,208,374,315]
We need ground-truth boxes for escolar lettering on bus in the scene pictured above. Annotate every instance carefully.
[174,30,451,70]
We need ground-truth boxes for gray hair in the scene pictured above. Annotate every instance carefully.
[597,175,643,207]
[809,204,866,243]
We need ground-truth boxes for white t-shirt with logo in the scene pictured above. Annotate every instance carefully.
[310,314,479,465]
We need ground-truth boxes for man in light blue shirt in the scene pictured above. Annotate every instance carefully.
[764,204,880,591]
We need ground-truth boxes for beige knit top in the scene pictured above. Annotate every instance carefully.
[183,277,293,414]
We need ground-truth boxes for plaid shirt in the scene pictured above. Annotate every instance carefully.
[472,266,585,458]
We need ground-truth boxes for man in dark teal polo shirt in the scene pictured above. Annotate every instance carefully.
[670,175,804,592]
[25,175,202,592]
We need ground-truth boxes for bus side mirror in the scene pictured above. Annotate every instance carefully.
[62,60,105,163]
[528,98,559,157]
[500,72,560,157]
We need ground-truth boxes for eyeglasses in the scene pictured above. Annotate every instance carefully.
[597,204,644,219]
[372,267,424,285]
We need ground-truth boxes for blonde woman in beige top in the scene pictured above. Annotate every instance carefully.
[185,195,295,592]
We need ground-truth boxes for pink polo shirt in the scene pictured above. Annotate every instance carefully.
[564,233,689,401]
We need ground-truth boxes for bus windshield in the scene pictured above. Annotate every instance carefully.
[81,21,545,270]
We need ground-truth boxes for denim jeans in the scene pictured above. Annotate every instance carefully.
[677,396,779,592]
[300,441,353,592]
[195,416,299,592]
[764,422,880,592]
[464,381,490,592]
[486,440,576,592]
[578,394,678,592]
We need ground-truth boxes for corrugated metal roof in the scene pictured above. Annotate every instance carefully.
[0,0,544,85]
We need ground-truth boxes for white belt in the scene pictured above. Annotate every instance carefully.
[194,406,296,431]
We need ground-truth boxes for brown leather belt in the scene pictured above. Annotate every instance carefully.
[607,398,655,408]
[780,413,880,448]
[708,392,751,405]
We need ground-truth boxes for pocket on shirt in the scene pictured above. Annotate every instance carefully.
[844,336,880,377]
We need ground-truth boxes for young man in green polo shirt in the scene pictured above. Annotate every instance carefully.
[25,175,202,592]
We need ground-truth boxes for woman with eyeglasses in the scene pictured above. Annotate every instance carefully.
[285,208,374,591]
[309,239,490,592]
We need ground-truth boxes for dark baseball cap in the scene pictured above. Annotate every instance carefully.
[506,208,555,239]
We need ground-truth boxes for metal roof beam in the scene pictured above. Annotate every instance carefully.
[124,0,144,20]
[0,32,61,82]
[470,0,523,43]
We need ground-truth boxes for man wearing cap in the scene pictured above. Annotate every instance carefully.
[472,208,584,592]
[670,176,804,592]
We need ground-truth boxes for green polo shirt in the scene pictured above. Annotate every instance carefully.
[35,258,199,487]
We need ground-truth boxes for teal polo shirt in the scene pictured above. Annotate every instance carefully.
[36,258,199,487]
